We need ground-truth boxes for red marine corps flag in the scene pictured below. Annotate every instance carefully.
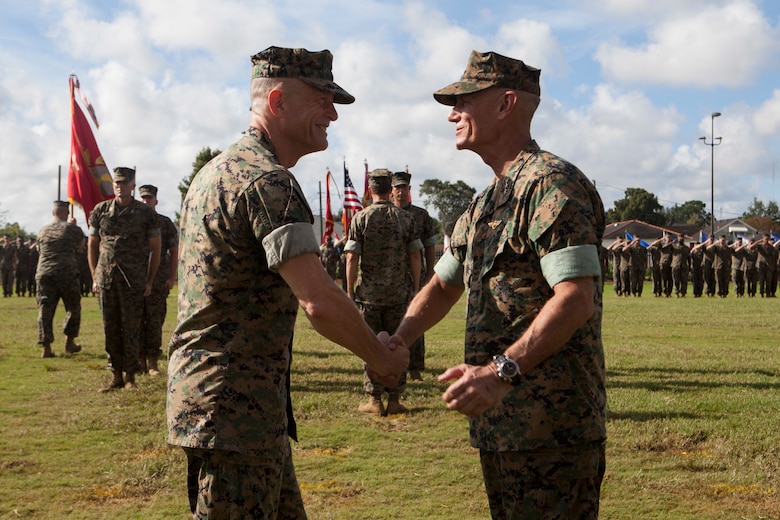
[322,168,335,244]
[67,75,113,221]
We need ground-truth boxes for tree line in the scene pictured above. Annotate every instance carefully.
[605,187,780,233]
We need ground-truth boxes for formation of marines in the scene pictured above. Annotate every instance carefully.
[608,233,780,298]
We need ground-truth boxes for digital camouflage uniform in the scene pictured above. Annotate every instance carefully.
[400,202,437,372]
[701,246,716,297]
[610,242,622,295]
[647,245,662,297]
[731,244,745,297]
[77,239,92,296]
[756,240,777,297]
[345,198,422,398]
[439,140,606,519]
[711,242,731,297]
[1,239,16,297]
[26,240,38,297]
[618,244,632,296]
[671,241,690,297]
[659,242,674,297]
[628,242,646,296]
[167,127,317,519]
[35,219,83,347]
[743,244,758,297]
[690,246,704,297]
[139,212,178,360]
[15,239,30,296]
[89,198,160,374]
[321,239,339,279]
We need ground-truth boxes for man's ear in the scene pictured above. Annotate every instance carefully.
[497,90,517,119]
[268,89,284,116]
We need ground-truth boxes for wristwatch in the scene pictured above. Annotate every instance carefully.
[492,354,522,385]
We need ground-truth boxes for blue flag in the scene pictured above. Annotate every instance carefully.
[625,232,650,248]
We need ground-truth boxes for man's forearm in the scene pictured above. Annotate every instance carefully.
[504,277,595,373]
[395,274,461,346]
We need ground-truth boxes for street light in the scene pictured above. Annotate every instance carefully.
[699,112,722,236]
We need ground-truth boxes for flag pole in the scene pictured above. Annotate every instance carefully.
[319,180,323,238]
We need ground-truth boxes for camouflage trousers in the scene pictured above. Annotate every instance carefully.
[480,441,605,520]
[1,268,13,296]
[184,446,307,520]
[356,301,408,396]
[139,283,169,358]
[672,266,688,296]
[716,267,730,297]
[36,274,81,345]
[408,334,426,372]
[98,282,143,374]
[15,267,28,295]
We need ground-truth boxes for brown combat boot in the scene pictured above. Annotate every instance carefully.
[147,356,160,377]
[358,395,384,415]
[385,394,408,415]
[41,343,54,358]
[124,372,137,390]
[98,371,124,393]
[64,336,82,354]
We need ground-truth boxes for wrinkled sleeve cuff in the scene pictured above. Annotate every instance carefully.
[262,222,321,272]
[540,244,602,288]
[343,239,361,255]
[433,250,465,290]
[409,238,423,253]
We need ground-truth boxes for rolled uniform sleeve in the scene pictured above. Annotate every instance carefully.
[262,222,321,272]
[433,250,465,290]
[540,244,601,287]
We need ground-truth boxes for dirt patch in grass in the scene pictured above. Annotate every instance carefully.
[634,430,708,452]
[0,459,39,473]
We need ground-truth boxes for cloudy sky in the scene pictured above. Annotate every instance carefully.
[1,0,779,235]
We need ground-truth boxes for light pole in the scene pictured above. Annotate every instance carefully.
[699,112,722,236]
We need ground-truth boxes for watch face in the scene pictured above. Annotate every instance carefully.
[501,362,518,378]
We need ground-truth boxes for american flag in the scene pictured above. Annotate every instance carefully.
[342,163,363,235]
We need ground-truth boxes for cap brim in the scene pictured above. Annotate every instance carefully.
[300,78,355,104]
[432,80,496,106]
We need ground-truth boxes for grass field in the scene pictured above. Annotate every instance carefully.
[0,284,778,519]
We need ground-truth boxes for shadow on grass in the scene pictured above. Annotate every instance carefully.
[607,366,779,392]
[607,410,703,422]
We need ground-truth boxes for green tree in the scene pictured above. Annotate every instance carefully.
[419,179,476,236]
[663,200,709,227]
[741,197,780,232]
[606,187,665,226]
[0,222,31,240]
[176,146,222,225]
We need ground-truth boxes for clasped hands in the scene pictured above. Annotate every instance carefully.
[364,332,409,387]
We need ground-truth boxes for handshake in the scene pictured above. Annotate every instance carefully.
[364,331,409,387]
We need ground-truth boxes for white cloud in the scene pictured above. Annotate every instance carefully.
[595,0,779,87]
[1,0,780,233]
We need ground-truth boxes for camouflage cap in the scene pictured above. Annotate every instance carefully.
[433,50,541,106]
[250,46,355,104]
[113,167,136,182]
[138,184,158,197]
[53,200,70,211]
[392,171,411,187]
[368,168,392,189]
